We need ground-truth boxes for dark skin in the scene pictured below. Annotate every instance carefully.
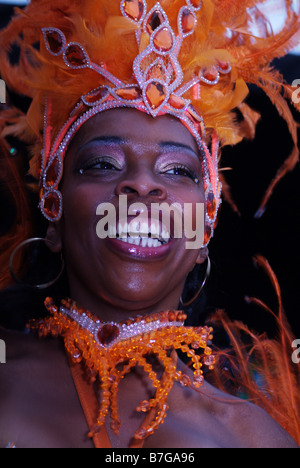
[0,110,298,448]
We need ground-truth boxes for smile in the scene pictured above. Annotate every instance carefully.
[109,218,171,248]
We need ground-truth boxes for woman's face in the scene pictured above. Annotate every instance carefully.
[48,109,207,320]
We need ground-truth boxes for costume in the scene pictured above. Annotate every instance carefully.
[0,0,300,447]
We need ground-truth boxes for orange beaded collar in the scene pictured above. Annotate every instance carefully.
[29,297,215,443]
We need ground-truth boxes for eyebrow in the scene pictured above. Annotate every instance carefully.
[79,136,199,159]
[78,136,125,151]
[159,141,199,159]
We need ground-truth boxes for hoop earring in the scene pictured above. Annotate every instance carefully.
[9,237,65,290]
[180,257,211,307]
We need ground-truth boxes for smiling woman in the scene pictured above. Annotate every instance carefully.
[0,0,300,449]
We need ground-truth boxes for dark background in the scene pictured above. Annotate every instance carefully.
[0,3,299,336]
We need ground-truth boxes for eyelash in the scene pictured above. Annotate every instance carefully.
[162,164,200,183]
[78,157,121,174]
[77,158,200,184]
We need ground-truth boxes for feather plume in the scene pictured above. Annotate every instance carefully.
[211,256,300,445]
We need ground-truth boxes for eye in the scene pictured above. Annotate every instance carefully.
[162,164,200,184]
[77,157,122,174]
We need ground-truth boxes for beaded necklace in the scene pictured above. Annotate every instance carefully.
[29,297,215,446]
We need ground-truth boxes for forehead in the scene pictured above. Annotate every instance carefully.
[68,108,200,154]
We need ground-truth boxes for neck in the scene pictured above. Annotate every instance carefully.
[67,279,184,323]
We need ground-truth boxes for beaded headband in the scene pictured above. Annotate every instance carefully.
[39,0,223,246]
[1,0,299,249]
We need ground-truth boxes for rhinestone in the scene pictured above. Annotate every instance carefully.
[97,324,120,347]
[65,43,89,67]
[181,8,196,35]
[146,9,165,34]
[43,28,65,55]
[206,190,216,219]
[43,191,61,220]
[45,157,61,187]
[168,94,186,110]
[218,60,231,73]
[145,81,166,109]
[202,66,219,83]
[122,0,144,22]
[115,85,141,100]
[153,27,173,52]
[82,87,109,105]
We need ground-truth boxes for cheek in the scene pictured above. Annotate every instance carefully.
[170,185,205,232]
[61,182,111,229]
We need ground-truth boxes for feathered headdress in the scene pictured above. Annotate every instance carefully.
[0,0,299,239]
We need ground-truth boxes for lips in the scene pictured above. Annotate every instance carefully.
[104,214,177,259]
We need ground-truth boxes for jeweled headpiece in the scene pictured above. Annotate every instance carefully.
[1,0,299,246]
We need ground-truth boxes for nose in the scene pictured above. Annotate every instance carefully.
[115,166,167,201]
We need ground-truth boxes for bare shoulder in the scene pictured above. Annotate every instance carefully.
[203,381,299,448]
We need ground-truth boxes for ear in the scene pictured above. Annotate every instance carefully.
[45,222,63,254]
[195,246,209,265]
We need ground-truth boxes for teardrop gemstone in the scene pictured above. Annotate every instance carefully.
[43,29,65,55]
[181,8,196,35]
[218,60,231,73]
[146,9,165,34]
[145,81,166,110]
[153,27,173,52]
[65,44,89,67]
[201,66,219,83]
[122,0,144,22]
[43,191,61,220]
[97,324,120,347]
[83,87,109,105]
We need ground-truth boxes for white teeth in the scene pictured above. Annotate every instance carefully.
[141,237,148,248]
[112,219,171,242]
[107,218,171,247]
[116,236,162,248]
